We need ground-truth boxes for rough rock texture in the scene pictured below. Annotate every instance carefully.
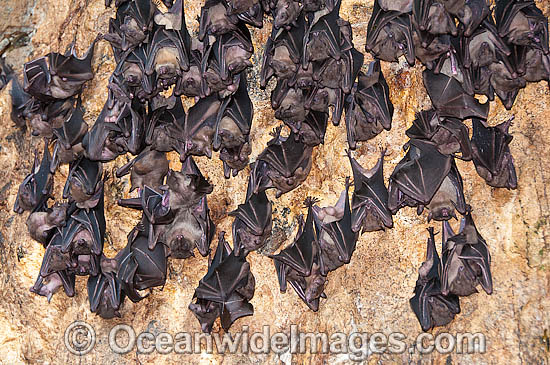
[0,0,549,364]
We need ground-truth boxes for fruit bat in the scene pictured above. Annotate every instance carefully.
[271,0,301,29]
[163,203,211,258]
[63,157,104,209]
[213,74,253,177]
[145,24,191,90]
[226,0,264,28]
[440,212,493,297]
[272,81,307,123]
[284,110,328,146]
[455,0,491,37]
[345,60,393,149]
[81,110,126,162]
[88,268,125,319]
[495,0,549,55]
[104,0,156,52]
[260,15,306,88]
[365,2,415,65]
[116,148,169,191]
[114,45,156,101]
[190,232,254,332]
[23,38,98,100]
[388,139,452,214]
[25,97,77,139]
[410,227,461,332]
[165,156,213,211]
[198,0,240,41]
[304,85,344,126]
[229,189,273,256]
[26,203,68,246]
[14,140,54,214]
[175,42,204,97]
[145,95,185,152]
[270,200,326,311]
[412,0,458,47]
[117,222,168,302]
[30,269,76,302]
[423,69,489,119]
[378,0,413,13]
[312,178,359,274]
[61,193,106,257]
[172,94,221,160]
[488,59,526,110]
[9,72,30,130]
[302,0,348,67]
[257,127,314,197]
[405,109,473,160]
[347,150,393,233]
[512,45,550,84]
[52,97,89,165]
[313,47,363,94]
[470,117,517,189]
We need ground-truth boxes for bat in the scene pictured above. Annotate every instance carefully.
[313,178,358,274]
[145,23,191,91]
[423,69,489,119]
[455,0,491,37]
[378,0,413,13]
[172,94,221,160]
[470,117,517,189]
[190,232,254,332]
[9,72,30,130]
[272,81,307,123]
[26,202,68,246]
[257,127,314,197]
[488,59,526,110]
[63,157,104,210]
[440,211,493,297]
[410,227,461,332]
[103,0,156,52]
[270,0,301,29]
[213,74,253,177]
[60,192,106,257]
[347,150,393,233]
[165,155,213,211]
[88,255,125,318]
[366,2,415,65]
[145,94,185,152]
[114,45,156,101]
[270,200,326,311]
[495,0,549,55]
[304,86,344,126]
[52,97,89,165]
[198,0,240,41]
[405,109,473,160]
[388,139,452,214]
[175,41,204,97]
[14,140,54,214]
[260,15,306,88]
[82,107,127,162]
[302,0,347,67]
[117,222,168,302]
[284,110,328,146]
[412,0,457,48]
[116,148,169,192]
[229,189,273,256]
[345,60,393,149]
[225,0,264,28]
[30,269,76,302]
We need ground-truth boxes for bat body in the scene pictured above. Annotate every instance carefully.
[470,117,517,189]
[26,203,68,245]
[116,149,169,191]
[440,212,493,297]
[63,157,104,210]
[410,228,461,332]
[347,150,393,233]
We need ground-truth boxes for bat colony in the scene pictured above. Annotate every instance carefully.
[5,0,548,333]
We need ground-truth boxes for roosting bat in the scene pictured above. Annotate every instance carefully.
[198,0,239,40]
[14,140,54,214]
[257,127,313,197]
[271,0,301,29]
[116,148,169,191]
[88,255,125,318]
[410,227,461,332]
[165,156,213,210]
[423,69,489,119]
[470,117,517,189]
[145,95,185,152]
[26,203,68,245]
[284,110,328,146]
[30,269,76,302]
[312,178,359,274]
[117,222,168,302]
[347,150,393,233]
[270,200,326,311]
[52,97,89,165]
[345,60,393,149]
[104,0,156,52]
[189,232,254,332]
[9,72,30,130]
[405,109,473,160]
[230,189,273,256]
[440,212,493,297]
[366,2,415,65]
[63,157,104,209]
[412,0,457,44]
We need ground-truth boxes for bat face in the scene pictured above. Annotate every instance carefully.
[64,158,104,209]
[166,156,213,210]
[424,161,467,221]
[14,141,54,214]
[441,211,493,297]
[274,87,306,122]
[26,203,68,245]
[164,209,203,258]
[347,150,393,233]
[470,117,517,189]
[488,61,526,109]
[272,0,301,29]
[199,0,238,40]
[410,228,461,331]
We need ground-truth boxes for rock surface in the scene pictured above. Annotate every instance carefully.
[0,0,549,364]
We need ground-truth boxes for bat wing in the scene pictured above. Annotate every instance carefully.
[423,69,489,119]
[23,57,51,98]
[258,131,312,178]
[356,60,393,130]
[229,190,272,236]
[219,292,254,331]
[471,117,513,175]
